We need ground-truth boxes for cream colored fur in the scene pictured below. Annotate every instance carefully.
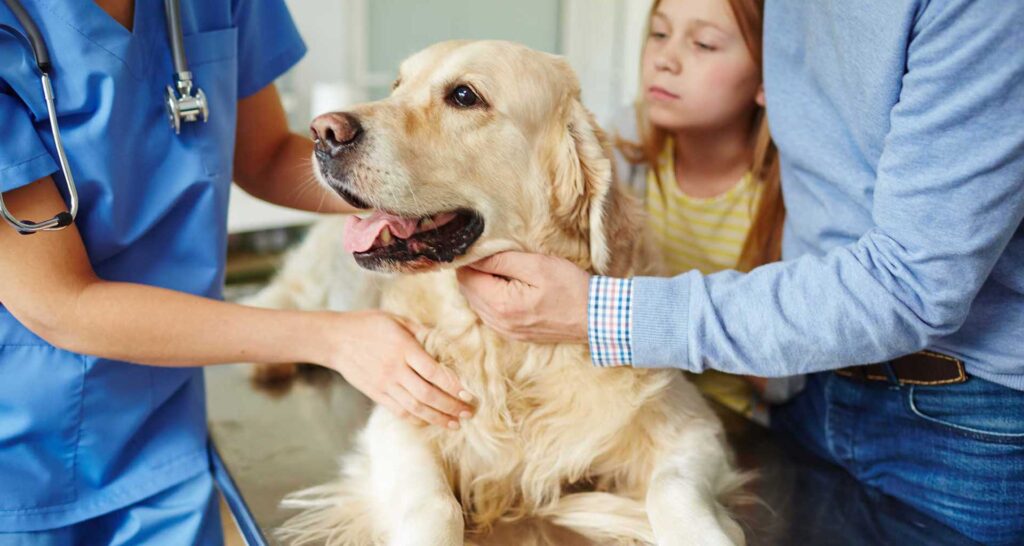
[247,40,748,546]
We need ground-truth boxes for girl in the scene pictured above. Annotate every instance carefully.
[612,0,798,420]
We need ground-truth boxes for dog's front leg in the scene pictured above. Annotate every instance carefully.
[364,408,464,546]
[645,422,746,546]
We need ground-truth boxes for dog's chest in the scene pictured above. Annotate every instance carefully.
[379,272,668,503]
[429,338,657,495]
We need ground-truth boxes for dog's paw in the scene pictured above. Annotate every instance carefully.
[656,525,743,546]
[651,507,744,546]
[251,362,299,383]
[716,510,746,546]
[387,497,464,546]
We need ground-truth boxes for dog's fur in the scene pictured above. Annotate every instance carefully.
[247,40,747,546]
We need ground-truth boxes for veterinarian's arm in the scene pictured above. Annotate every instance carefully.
[463,1,1024,377]
[0,178,473,427]
[229,0,358,215]
[233,83,361,215]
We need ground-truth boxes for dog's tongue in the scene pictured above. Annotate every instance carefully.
[343,212,419,253]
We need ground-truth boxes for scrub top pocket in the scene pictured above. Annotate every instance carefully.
[180,27,239,180]
[0,346,85,510]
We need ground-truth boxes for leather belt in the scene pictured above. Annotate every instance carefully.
[835,350,968,386]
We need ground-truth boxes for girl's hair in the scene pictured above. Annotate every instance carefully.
[618,0,784,271]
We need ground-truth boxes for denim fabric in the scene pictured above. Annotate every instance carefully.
[772,371,1024,545]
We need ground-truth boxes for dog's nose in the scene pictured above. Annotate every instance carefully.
[310,112,363,156]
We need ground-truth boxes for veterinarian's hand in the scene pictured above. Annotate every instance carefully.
[457,251,590,344]
[323,310,475,429]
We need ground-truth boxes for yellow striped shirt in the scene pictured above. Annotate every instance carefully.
[645,142,763,417]
[645,144,763,275]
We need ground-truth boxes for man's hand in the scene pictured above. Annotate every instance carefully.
[456,251,591,344]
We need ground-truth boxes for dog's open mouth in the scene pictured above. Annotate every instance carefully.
[343,208,484,270]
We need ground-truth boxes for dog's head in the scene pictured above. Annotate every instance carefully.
[311,40,641,276]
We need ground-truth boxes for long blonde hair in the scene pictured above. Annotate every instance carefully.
[618,0,783,271]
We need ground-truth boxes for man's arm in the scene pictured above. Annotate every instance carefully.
[458,0,1024,378]
[232,83,360,214]
[625,0,1024,374]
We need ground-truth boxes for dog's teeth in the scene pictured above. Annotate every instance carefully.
[380,227,392,245]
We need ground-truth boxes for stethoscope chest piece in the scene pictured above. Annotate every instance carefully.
[164,0,208,134]
[166,71,209,134]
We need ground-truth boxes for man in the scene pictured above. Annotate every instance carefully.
[457,1,1024,544]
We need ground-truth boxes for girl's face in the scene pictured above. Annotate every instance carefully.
[641,0,763,132]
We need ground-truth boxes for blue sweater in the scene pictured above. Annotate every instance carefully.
[616,0,1024,390]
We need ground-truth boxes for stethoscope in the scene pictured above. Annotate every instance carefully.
[0,0,208,235]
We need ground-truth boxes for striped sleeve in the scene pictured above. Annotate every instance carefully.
[587,276,635,367]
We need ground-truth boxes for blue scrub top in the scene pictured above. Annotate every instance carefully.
[0,0,305,532]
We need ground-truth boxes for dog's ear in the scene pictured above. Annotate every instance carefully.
[549,98,641,276]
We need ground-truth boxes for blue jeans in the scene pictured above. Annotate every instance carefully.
[772,370,1024,545]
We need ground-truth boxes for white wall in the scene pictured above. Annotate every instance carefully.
[560,0,649,125]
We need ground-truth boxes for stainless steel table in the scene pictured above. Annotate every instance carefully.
[206,364,980,546]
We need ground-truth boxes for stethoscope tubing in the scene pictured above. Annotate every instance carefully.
[0,0,202,234]
[164,0,188,77]
[0,0,78,233]
[1,0,49,72]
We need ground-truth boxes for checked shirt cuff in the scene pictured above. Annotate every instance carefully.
[587,276,635,367]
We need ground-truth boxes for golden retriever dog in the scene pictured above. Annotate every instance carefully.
[247,40,747,546]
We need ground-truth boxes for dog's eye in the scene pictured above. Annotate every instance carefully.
[448,85,482,108]
[392,78,402,91]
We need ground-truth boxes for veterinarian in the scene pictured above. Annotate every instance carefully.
[0,1,472,543]
[457,1,1024,544]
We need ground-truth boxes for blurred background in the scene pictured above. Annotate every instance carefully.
[227,0,652,235]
